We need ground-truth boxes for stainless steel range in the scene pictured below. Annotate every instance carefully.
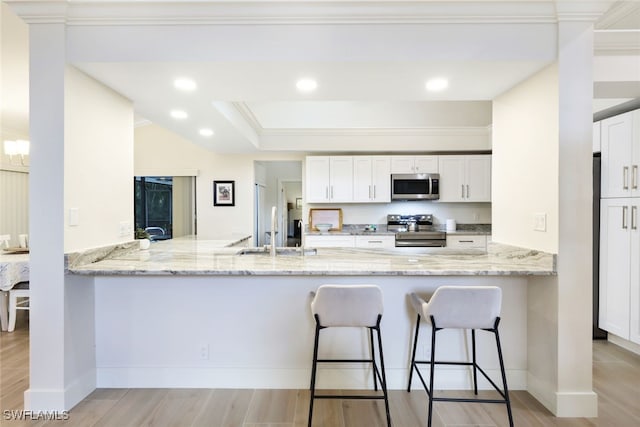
[387,214,446,248]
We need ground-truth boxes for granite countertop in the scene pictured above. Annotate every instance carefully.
[305,224,395,236]
[68,235,555,277]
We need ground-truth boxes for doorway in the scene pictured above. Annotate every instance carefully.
[253,160,302,247]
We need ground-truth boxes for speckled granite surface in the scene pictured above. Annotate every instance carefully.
[69,235,555,277]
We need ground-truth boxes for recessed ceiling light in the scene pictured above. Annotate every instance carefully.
[425,78,449,92]
[170,110,188,119]
[174,78,197,91]
[199,128,214,137]
[296,78,318,92]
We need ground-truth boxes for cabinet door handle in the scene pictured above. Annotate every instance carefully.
[466,184,469,199]
[368,185,372,199]
[373,185,376,199]
[624,166,629,190]
[633,165,638,190]
[623,206,628,229]
[331,186,334,199]
[633,206,638,230]
[369,240,383,243]
[459,240,474,243]
[325,187,329,200]
[461,184,464,198]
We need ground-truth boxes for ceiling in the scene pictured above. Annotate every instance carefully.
[2,1,640,153]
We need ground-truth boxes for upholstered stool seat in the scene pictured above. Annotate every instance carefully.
[308,284,391,427]
[407,286,513,427]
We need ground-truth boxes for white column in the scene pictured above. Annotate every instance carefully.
[26,22,96,411]
[25,22,67,411]
[556,20,597,417]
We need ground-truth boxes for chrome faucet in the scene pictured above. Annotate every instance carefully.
[271,206,277,257]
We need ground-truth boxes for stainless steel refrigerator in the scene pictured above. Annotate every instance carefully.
[593,153,608,339]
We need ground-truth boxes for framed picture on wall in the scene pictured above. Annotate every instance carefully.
[213,180,235,206]
[296,198,302,209]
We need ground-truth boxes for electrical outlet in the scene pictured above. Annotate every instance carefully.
[533,213,547,232]
[472,212,480,221]
[199,343,209,360]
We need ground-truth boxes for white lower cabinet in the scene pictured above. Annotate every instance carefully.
[446,234,487,250]
[354,235,395,249]
[304,234,395,249]
[599,198,640,344]
[304,235,355,248]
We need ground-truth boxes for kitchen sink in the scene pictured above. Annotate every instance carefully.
[237,247,318,256]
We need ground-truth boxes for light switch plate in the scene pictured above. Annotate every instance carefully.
[533,213,547,232]
[69,208,80,227]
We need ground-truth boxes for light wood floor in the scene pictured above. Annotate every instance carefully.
[2,315,640,426]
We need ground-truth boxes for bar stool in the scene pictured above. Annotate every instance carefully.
[407,286,513,427]
[309,284,391,427]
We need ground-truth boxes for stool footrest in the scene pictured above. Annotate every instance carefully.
[432,397,508,404]
[315,394,387,400]
[317,358,374,363]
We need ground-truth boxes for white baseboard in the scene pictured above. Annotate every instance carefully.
[526,373,597,417]
[555,391,598,418]
[24,370,96,411]
[608,334,640,356]
[97,366,527,391]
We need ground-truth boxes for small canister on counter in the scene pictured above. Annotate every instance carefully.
[446,219,457,231]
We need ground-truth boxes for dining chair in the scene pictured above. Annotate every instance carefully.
[0,235,10,249]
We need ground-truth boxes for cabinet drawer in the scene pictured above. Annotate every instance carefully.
[446,235,487,249]
[354,235,395,249]
[304,235,355,248]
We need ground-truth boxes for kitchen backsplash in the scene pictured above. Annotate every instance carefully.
[305,201,491,226]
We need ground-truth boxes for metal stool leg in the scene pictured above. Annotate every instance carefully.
[375,323,391,427]
[472,329,478,395]
[494,324,514,427]
[370,327,378,391]
[427,318,437,427]
[407,314,421,391]
[308,320,321,427]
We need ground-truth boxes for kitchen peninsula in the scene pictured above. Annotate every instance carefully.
[68,236,554,395]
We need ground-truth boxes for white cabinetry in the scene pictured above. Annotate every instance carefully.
[599,198,640,344]
[390,156,438,174]
[304,235,355,248]
[353,156,391,203]
[601,110,640,198]
[438,155,491,202]
[446,234,487,250]
[593,121,601,153]
[305,156,353,203]
[354,235,395,249]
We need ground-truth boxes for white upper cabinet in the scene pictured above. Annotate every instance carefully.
[353,156,391,203]
[438,155,491,202]
[390,156,438,174]
[601,110,640,198]
[305,156,353,203]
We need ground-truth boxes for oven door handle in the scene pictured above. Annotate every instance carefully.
[395,240,445,248]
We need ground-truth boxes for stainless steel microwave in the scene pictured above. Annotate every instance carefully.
[391,173,440,200]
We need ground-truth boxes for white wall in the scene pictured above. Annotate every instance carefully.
[134,124,304,239]
[492,64,559,253]
[64,66,134,252]
[0,170,28,246]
